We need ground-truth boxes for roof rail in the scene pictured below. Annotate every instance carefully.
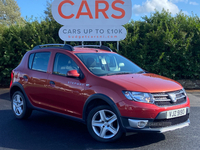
[32,44,74,51]
[75,45,113,52]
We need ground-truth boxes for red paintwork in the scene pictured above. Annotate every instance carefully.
[101,73,183,93]
[10,47,190,120]
[10,71,14,88]
[67,70,80,78]
[116,97,190,119]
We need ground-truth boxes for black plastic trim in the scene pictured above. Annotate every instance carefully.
[121,113,190,132]
[10,82,34,109]
[82,94,125,131]
[33,44,74,51]
[124,119,190,133]
[75,45,113,52]
[121,116,154,129]
[32,106,84,124]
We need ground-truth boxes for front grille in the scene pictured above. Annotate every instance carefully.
[152,90,187,106]
[149,114,189,128]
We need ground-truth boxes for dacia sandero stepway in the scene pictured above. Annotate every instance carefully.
[10,44,190,142]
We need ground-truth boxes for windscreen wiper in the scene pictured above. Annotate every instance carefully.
[106,72,132,76]
[135,71,146,74]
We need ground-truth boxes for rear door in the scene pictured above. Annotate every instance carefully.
[23,52,51,107]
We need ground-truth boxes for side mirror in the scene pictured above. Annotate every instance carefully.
[67,70,80,78]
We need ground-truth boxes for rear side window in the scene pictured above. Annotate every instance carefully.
[29,52,51,72]
[29,53,35,69]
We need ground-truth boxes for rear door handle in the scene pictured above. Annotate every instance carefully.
[50,81,55,85]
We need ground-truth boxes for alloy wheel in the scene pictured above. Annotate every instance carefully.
[13,94,24,116]
[91,109,119,139]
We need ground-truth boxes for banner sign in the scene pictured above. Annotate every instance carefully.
[52,0,132,41]
[59,26,127,41]
[52,0,132,26]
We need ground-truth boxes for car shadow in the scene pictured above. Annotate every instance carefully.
[0,89,165,149]
[0,110,165,150]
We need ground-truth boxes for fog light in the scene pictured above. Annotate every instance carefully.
[138,121,148,128]
[128,119,148,129]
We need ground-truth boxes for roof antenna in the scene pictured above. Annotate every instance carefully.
[82,41,84,48]
[117,41,119,52]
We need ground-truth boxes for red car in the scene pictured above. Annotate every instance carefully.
[10,44,190,142]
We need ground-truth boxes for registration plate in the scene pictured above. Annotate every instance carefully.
[167,108,187,119]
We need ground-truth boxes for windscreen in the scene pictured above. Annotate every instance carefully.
[76,53,144,76]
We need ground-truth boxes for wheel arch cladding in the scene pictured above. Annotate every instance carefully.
[82,94,125,131]
[10,82,34,109]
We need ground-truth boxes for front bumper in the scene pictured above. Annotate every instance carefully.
[126,119,190,133]
[121,107,190,133]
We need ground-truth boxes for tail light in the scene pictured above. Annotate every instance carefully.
[10,70,14,88]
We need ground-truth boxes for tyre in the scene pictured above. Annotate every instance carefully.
[87,105,123,142]
[11,91,32,119]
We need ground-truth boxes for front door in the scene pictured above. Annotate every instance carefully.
[46,53,86,118]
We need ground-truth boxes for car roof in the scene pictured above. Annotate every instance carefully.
[73,47,114,54]
[31,44,114,54]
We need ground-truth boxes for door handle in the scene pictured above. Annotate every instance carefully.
[50,81,55,85]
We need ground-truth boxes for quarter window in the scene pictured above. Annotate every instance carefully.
[28,53,35,69]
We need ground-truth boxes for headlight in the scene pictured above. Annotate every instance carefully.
[182,88,187,96]
[123,91,154,104]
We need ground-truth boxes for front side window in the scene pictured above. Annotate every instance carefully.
[53,53,79,76]
[76,53,144,76]
[31,52,51,72]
